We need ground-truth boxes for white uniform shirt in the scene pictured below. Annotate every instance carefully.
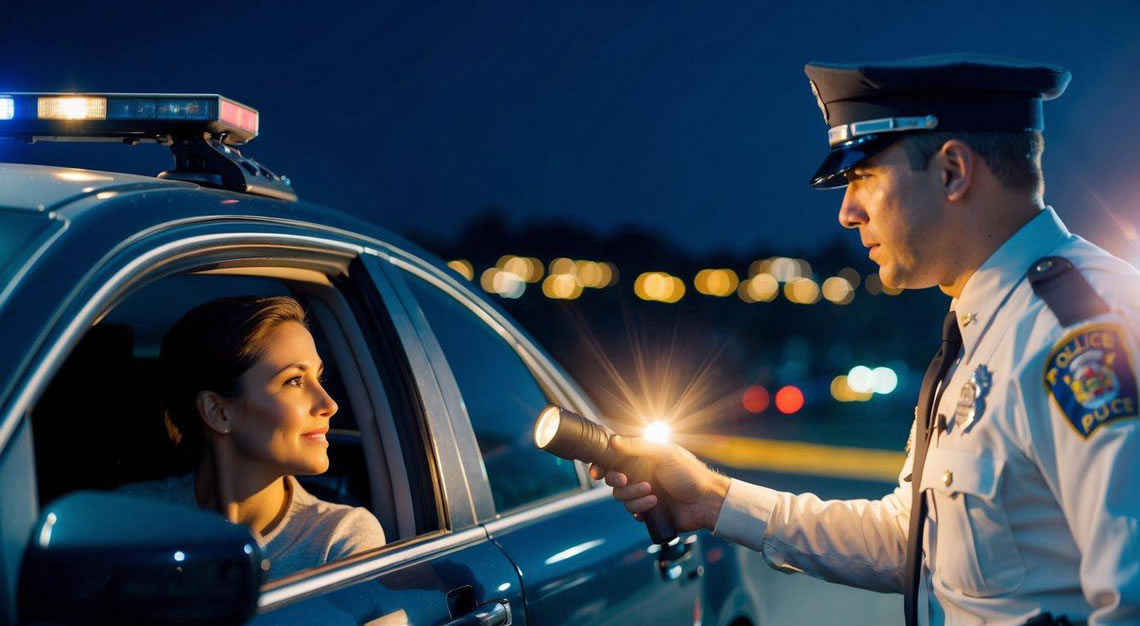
[713,207,1140,625]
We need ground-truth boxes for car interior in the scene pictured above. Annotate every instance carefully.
[29,266,424,577]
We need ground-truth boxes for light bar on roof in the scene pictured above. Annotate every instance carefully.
[38,96,108,120]
[0,93,260,144]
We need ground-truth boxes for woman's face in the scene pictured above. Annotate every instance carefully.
[226,321,339,477]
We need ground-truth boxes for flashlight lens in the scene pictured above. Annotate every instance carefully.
[644,421,671,444]
[534,406,562,448]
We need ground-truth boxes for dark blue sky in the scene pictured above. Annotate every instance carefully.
[3,1,1138,260]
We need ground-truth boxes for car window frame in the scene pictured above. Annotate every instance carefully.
[376,252,604,520]
[0,217,504,608]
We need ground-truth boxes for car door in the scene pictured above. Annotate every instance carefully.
[0,192,525,625]
[375,252,704,626]
[254,247,525,626]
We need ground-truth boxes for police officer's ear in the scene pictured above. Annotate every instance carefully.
[933,139,976,203]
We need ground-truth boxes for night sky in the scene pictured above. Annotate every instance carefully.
[3,1,1138,261]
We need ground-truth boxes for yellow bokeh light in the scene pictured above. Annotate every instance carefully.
[481,268,524,298]
[576,260,604,288]
[738,281,755,303]
[770,257,803,282]
[542,273,583,299]
[644,272,670,300]
[665,276,685,303]
[695,269,739,297]
[785,278,820,304]
[822,276,855,305]
[830,375,873,402]
[527,257,545,282]
[480,268,500,293]
[599,262,617,287]
[498,255,543,282]
[746,273,779,302]
[635,272,685,302]
[550,257,576,275]
[839,267,861,289]
[447,259,475,281]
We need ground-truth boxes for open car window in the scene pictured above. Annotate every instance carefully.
[29,266,437,583]
[403,273,581,513]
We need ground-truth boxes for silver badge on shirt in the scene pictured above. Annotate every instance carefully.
[953,365,992,431]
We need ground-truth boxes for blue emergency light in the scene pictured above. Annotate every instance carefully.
[0,92,295,201]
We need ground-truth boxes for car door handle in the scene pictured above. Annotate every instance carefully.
[655,535,699,581]
[440,600,512,626]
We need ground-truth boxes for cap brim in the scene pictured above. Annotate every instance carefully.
[809,135,897,189]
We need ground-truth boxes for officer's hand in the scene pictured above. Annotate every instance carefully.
[588,435,731,532]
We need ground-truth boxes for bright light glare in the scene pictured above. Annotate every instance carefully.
[847,365,874,393]
[644,421,672,444]
[534,406,561,448]
[38,96,107,120]
[0,97,13,120]
[173,551,186,562]
[872,367,898,394]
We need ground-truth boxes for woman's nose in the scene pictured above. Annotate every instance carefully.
[314,383,338,418]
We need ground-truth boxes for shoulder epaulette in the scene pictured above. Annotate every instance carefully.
[1027,256,1110,326]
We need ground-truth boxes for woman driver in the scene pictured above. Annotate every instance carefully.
[119,296,385,579]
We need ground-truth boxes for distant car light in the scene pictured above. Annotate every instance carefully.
[0,97,13,121]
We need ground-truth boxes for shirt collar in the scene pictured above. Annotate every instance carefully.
[951,206,1072,359]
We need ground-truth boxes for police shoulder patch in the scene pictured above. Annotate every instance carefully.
[1044,322,1139,438]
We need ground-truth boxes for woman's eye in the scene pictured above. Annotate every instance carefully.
[286,376,303,387]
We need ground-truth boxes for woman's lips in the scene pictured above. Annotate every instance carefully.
[302,429,329,446]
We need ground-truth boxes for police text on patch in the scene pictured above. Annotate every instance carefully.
[1045,323,1139,438]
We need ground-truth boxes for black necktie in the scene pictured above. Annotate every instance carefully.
[903,310,963,626]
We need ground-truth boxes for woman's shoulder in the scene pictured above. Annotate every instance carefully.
[114,473,198,508]
[288,478,386,554]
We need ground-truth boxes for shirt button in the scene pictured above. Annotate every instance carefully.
[943,470,953,487]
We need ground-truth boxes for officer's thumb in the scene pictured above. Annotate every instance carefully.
[609,434,666,461]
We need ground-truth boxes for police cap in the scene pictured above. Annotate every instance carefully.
[804,54,1071,188]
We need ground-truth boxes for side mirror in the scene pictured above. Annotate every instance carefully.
[19,492,265,625]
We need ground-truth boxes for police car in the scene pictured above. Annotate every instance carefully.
[0,93,761,625]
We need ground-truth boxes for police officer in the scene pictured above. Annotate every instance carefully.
[590,55,1140,625]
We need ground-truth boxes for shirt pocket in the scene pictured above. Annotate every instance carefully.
[920,446,1025,597]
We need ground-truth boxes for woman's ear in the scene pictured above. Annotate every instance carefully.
[936,139,974,202]
[196,390,233,436]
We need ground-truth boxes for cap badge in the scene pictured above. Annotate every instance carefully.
[809,79,829,124]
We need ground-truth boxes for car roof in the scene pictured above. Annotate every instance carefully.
[0,163,197,214]
[0,161,439,258]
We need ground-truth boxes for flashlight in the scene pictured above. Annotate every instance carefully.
[533,405,677,544]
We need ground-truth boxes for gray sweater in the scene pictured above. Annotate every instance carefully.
[117,473,386,579]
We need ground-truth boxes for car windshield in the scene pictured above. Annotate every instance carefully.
[0,210,57,297]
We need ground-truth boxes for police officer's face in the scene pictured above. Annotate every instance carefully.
[837,142,950,289]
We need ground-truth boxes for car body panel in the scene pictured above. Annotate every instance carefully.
[0,162,759,625]
[253,529,525,626]
[485,488,704,626]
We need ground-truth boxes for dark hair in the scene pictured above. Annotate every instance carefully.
[159,296,307,459]
[901,131,1044,194]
